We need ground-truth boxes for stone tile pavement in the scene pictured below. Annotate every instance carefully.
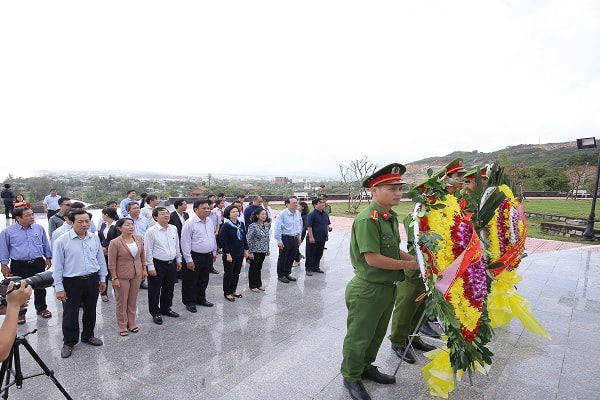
[0,213,599,399]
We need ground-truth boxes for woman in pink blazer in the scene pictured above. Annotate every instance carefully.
[108,217,148,336]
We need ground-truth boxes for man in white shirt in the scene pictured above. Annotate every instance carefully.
[140,194,159,227]
[144,207,182,325]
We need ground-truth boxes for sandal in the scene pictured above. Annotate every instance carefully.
[101,295,109,302]
[120,331,129,337]
[17,316,26,325]
[224,294,235,302]
[232,293,243,298]
[258,287,265,291]
[251,288,261,293]
[38,309,52,318]
[129,327,139,333]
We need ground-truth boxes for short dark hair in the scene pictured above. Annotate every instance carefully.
[71,201,85,209]
[58,197,71,206]
[173,199,186,208]
[146,194,158,203]
[3,184,9,189]
[116,217,134,229]
[152,206,168,218]
[126,201,140,211]
[12,207,31,218]
[105,200,117,207]
[250,207,270,223]
[223,205,240,219]
[312,198,323,206]
[127,190,136,195]
[102,207,119,221]
[193,199,211,210]
[67,208,89,222]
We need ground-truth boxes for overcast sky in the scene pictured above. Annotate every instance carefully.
[1,1,599,180]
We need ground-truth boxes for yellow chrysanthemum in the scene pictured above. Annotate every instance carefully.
[447,277,481,331]
[427,194,461,272]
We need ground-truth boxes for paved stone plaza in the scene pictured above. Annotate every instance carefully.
[1,213,599,399]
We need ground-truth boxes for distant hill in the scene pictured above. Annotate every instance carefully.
[402,141,583,184]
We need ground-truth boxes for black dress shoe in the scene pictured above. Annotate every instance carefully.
[361,365,396,384]
[286,275,297,281]
[186,305,198,313]
[313,268,325,273]
[153,315,163,325]
[162,309,180,318]
[278,276,289,283]
[343,378,371,400]
[210,268,220,274]
[419,321,442,338]
[197,300,214,307]
[391,344,416,364]
[412,337,437,352]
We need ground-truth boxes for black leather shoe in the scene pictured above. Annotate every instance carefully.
[197,301,214,307]
[278,276,289,283]
[412,337,437,352]
[306,271,313,276]
[162,309,180,318]
[313,268,325,273]
[391,344,416,363]
[343,379,371,400]
[153,315,163,325]
[361,365,396,384]
[419,321,442,338]
[186,305,197,313]
[286,275,297,281]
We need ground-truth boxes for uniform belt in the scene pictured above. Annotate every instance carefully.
[66,272,98,280]
[154,258,175,264]
[282,235,298,238]
[191,251,213,256]
[12,257,44,264]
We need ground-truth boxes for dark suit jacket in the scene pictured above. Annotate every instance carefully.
[98,222,121,248]
[107,234,145,280]
[169,211,189,238]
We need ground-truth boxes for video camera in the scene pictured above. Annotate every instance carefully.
[0,271,54,298]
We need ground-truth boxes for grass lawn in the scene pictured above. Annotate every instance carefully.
[273,198,598,244]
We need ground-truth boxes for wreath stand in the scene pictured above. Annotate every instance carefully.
[392,308,474,400]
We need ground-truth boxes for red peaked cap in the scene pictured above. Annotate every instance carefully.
[362,163,407,188]
[445,158,467,175]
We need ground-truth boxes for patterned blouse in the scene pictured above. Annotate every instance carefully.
[246,222,271,253]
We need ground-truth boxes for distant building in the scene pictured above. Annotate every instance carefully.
[189,186,209,196]
[275,177,292,184]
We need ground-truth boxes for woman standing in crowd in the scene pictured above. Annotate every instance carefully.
[218,205,249,302]
[108,218,147,336]
[98,207,121,302]
[13,194,31,209]
[293,201,309,267]
[247,208,271,292]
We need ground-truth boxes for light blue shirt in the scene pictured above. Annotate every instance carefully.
[273,208,302,244]
[120,198,134,217]
[0,223,52,265]
[133,216,149,239]
[43,194,61,211]
[52,229,107,292]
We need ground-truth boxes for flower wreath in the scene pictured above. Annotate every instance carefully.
[409,176,493,398]
[482,184,549,338]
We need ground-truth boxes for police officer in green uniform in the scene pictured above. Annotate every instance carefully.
[341,163,420,400]
[389,158,467,363]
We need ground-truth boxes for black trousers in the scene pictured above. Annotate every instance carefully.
[222,254,243,295]
[62,273,100,346]
[47,209,59,220]
[305,241,326,272]
[248,252,266,289]
[9,258,47,314]
[3,201,13,218]
[148,259,177,316]
[182,252,212,306]
[277,235,298,278]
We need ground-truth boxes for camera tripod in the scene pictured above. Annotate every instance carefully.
[0,329,72,399]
